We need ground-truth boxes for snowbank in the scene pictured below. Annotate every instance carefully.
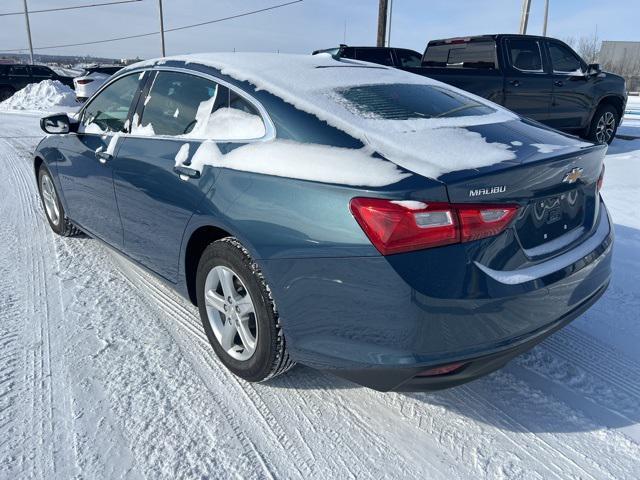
[0,80,77,112]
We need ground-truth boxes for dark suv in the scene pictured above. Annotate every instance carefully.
[312,45,423,68]
[0,64,75,101]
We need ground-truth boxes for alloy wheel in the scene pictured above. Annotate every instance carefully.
[40,173,60,226]
[204,265,258,361]
[595,111,616,144]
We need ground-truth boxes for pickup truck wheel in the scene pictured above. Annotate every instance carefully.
[196,237,294,382]
[0,86,15,102]
[37,165,81,237]
[587,104,619,145]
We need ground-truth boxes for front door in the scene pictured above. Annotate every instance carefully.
[502,37,553,123]
[546,40,593,130]
[56,72,145,248]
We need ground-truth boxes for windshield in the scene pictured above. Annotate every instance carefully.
[334,83,495,120]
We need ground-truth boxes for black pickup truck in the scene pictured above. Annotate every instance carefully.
[403,34,627,144]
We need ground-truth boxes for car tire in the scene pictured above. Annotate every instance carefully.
[37,165,81,237]
[0,86,15,102]
[586,104,619,145]
[196,237,294,382]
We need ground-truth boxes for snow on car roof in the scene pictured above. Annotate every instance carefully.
[125,52,522,179]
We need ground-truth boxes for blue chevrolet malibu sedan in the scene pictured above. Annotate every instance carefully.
[34,53,612,391]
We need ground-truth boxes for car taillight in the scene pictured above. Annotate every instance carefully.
[597,164,605,191]
[76,79,93,85]
[349,198,519,255]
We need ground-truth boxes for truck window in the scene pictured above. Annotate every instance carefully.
[548,42,583,74]
[395,49,422,68]
[354,48,394,66]
[423,41,496,69]
[508,38,544,72]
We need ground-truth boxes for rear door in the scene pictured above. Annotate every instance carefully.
[112,70,269,282]
[546,40,593,130]
[502,37,554,122]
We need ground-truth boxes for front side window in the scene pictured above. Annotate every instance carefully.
[548,43,582,73]
[335,84,494,120]
[81,73,141,133]
[395,50,422,68]
[137,71,266,140]
[31,66,53,77]
[508,39,544,72]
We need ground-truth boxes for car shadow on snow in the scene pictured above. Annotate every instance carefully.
[403,224,640,435]
[269,225,640,436]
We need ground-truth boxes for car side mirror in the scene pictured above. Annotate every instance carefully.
[40,113,75,134]
[587,63,601,77]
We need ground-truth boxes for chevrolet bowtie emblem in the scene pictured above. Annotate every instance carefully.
[562,167,584,184]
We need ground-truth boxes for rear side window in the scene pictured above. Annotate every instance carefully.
[423,41,496,69]
[354,48,394,66]
[137,71,217,136]
[137,71,266,140]
[395,49,422,67]
[334,83,494,120]
[81,73,141,133]
[508,39,544,72]
[8,65,29,76]
[548,42,582,73]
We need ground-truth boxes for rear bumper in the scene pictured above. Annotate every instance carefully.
[261,206,613,391]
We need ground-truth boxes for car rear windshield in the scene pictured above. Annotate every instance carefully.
[423,40,496,69]
[334,83,495,120]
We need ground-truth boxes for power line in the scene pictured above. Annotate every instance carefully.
[0,0,143,17]
[1,0,303,53]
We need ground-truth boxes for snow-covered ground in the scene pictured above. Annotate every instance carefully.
[0,111,639,480]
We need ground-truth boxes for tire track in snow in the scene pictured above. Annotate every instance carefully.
[113,255,315,479]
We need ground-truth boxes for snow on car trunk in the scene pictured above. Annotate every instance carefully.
[0,79,78,112]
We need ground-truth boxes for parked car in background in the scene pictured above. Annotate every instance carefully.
[73,65,123,102]
[34,53,611,391]
[312,44,423,68]
[403,34,627,144]
[0,63,75,101]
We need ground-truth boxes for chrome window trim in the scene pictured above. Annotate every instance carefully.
[77,65,276,143]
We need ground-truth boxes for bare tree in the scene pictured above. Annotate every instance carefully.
[576,31,600,65]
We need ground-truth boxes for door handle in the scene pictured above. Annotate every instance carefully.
[95,150,113,164]
[554,80,564,87]
[174,165,201,180]
[509,80,520,87]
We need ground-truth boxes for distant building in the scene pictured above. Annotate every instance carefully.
[599,41,640,91]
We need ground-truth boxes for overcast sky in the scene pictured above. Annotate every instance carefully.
[0,0,638,59]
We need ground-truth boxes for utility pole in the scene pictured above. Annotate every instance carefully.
[542,0,549,36]
[387,0,393,47]
[376,0,388,47]
[158,0,166,56]
[22,0,34,64]
[519,0,532,35]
